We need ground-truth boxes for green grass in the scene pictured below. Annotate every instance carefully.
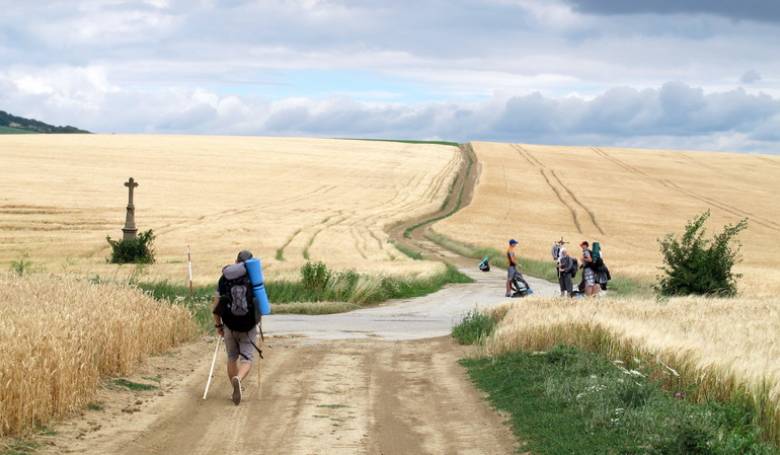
[390,240,424,260]
[452,309,497,345]
[135,262,473,318]
[135,281,214,329]
[265,263,473,305]
[462,345,778,454]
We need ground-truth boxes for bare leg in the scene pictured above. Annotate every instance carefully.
[237,361,252,380]
[506,280,512,295]
[227,359,238,380]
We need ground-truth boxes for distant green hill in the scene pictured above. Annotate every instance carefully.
[0,110,89,134]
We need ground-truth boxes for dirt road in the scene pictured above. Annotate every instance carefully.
[41,266,556,454]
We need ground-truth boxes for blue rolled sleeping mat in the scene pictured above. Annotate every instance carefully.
[244,258,271,315]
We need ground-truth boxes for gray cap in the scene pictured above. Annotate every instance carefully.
[236,250,253,262]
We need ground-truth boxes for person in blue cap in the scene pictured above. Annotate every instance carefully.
[506,239,533,297]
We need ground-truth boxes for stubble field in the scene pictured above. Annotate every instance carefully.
[0,135,461,284]
[434,141,780,295]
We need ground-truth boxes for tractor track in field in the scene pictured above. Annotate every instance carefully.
[511,144,590,234]
[549,169,606,235]
[591,147,780,233]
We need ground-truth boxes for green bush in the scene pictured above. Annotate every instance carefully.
[106,229,156,264]
[657,211,747,297]
[301,261,331,293]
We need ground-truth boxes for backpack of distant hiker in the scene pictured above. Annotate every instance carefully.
[569,257,579,278]
[219,263,258,332]
[478,256,490,272]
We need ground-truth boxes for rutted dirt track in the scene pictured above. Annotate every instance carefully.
[43,337,518,454]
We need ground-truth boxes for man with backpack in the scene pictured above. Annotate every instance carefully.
[212,250,262,405]
[505,239,533,297]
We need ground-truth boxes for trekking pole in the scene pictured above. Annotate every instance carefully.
[202,335,221,400]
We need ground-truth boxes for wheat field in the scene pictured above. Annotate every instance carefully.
[483,296,780,443]
[434,141,780,295]
[0,273,197,436]
[0,135,460,284]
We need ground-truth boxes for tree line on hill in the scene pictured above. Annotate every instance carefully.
[0,110,89,134]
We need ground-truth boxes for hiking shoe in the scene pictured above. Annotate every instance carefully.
[527,289,534,295]
[231,376,242,406]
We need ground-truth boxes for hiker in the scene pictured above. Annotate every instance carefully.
[551,237,567,278]
[592,241,611,290]
[212,249,262,405]
[557,247,574,297]
[506,239,533,297]
[579,241,599,297]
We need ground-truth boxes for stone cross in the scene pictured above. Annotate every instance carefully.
[122,177,139,240]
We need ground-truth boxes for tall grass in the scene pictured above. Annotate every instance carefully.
[0,273,197,436]
[483,296,780,445]
[266,262,473,305]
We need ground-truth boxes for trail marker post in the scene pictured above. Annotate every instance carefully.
[187,245,193,297]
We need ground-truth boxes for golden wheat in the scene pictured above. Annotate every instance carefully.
[0,135,459,284]
[435,141,780,295]
[0,272,197,436]
[484,296,780,442]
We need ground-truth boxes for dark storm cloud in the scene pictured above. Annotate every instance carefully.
[565,0,780,23]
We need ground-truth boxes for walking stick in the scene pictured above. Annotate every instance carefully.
[202,336,221,400]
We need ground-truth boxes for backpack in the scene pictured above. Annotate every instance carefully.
[219,263,257,332]
[478,256,490,272]
[569,257,579,278]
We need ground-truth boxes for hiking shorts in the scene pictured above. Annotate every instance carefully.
[583,267,596,287]
[223,326,258,362]
[507,265,518,280]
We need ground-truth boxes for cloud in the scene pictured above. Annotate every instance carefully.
[741,70,762,84]
[564,0,780,23]
[2,65,778,153]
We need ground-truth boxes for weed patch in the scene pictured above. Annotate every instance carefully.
[452,309,498,345]
[110,378,157,391]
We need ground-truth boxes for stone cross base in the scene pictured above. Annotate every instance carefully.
[122,227,138,241]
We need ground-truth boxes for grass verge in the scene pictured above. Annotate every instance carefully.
[461,344,778,454]
[403,145,473,238]
[426,230,651,296]
[390,240,424,260]
[266,262,473,305]
[340,137,460,147]
[136,262,473,318]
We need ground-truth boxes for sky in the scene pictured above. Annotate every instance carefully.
[1,0,780,153]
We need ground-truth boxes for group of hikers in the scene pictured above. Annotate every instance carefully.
[551,238,611,297]
[496,237,611,298]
